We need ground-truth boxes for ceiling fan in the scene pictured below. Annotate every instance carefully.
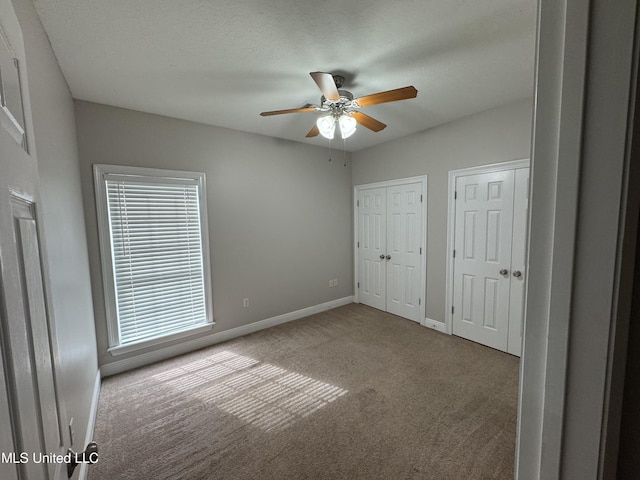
[260,72,418,140]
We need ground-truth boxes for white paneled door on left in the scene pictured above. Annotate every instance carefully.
[357,181,424,323]
[1,147,67,480]
[358,187,386,311]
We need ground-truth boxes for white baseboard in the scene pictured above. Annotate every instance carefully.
[100,296,354,377]
[421,317,449,334]
[79,370,101,480]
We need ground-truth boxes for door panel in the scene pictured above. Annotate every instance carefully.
[1,149,65,480]
[507,168,530,356]
[453,170,515,351]
[386,183,422,321]
[0,347,19,480]
[358,188,386,310]
[0,193,65,480]
[0,11,65,477]
[13,198,63,479]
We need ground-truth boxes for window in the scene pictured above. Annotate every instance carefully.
[94,165,213,355]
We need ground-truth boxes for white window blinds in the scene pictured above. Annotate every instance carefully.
[99,168,211,348]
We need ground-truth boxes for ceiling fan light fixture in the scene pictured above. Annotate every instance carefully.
[316,115,336,139]
[339,114,357,139]
[260,72,416,140]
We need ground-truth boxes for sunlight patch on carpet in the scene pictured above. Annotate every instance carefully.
[152,351,347,432]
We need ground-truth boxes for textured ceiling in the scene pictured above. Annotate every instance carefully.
[33,0,537,152]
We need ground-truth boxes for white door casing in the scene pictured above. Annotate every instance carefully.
[355,176,427,323]
[452,170,515,351]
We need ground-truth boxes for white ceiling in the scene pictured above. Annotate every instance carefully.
[33,0,537,152]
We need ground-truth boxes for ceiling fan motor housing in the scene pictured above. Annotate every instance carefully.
[332,75,345,88]
[321,90,355,116]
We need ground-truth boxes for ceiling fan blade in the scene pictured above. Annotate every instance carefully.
[352,112,387,132]
[355,86,418,107]
[306,124,320,138]
[260,107,317,116]
[310,72,340,101]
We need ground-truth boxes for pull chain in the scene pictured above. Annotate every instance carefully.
[343,139,347,166]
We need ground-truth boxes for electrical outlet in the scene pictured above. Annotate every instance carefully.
[329,279,333,287]
[243,298,249,308]
[334,278,338,287]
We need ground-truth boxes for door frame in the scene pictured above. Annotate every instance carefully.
[445,158,530,335]
[353,175,428,323]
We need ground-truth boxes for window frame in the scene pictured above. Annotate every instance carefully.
[93,164,214,356]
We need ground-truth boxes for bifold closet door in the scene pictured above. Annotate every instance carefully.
[358,183,422,322]
[385,183,422,321]
[358,187,386,311]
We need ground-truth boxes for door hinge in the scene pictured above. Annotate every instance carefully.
[357,200,359,207]
[420,247,422,254]
[454,191,457,200]
[419,298,421,305]
[357,241,360,248]
[420,194,423,202]
[452,306,454,314]
[357,282,360,288]
[453,249,456,258]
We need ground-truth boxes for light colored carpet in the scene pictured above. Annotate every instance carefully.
[88,304,519,480]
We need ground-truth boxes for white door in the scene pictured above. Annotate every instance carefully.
[0,140,65,479]
[386,183,422,320]
[357,182,423,322]
[357,187,386,311]
[451,167,529,355]
[452,170,515,351]
[506,168,530,356]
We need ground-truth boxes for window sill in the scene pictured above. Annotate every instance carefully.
[108,323,214,357]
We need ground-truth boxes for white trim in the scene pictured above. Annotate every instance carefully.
[108,323,213,356]
[100,296,354,377]
[79,370,101,480]
[516,1,640,477]
[448,158,530,178]
[353,175,428,191]
[444,158,530,336]
[353,176,428,322]
[421,317,448,334]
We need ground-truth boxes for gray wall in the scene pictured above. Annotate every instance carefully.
[9,0,98,453]
[74,101,353,370]
[352,99,533,323]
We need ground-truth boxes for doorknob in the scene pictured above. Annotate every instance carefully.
[67,441,99,478]
[499,268,508,275]
[379,254,385,260]
[386,255,391,260]
[513,270,522,278]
